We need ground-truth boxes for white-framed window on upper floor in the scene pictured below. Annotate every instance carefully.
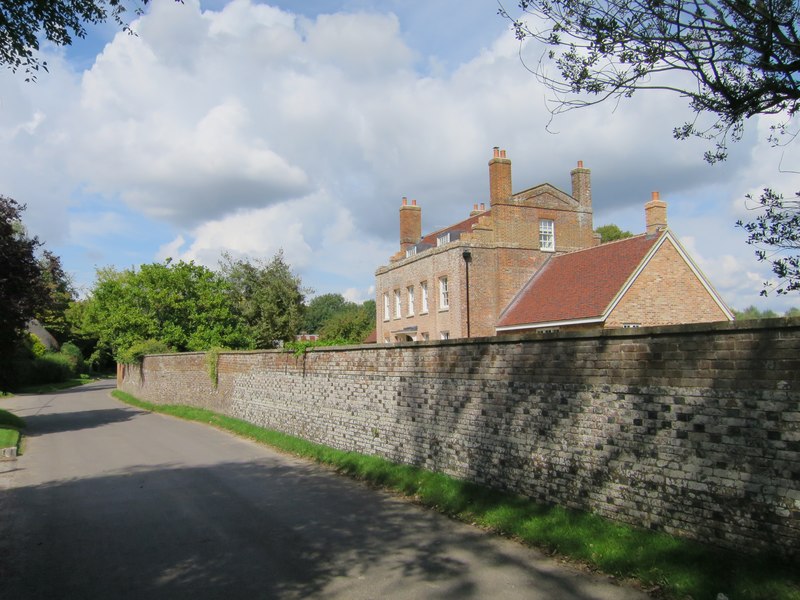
[440,331,450,340]
[407,285,415,316]
[438,276,449,310]
[383,292,390,321]
[437,232,451,247]
[405,246,417,258]
[539,219,555,251]
[421,332,429,341]
[420,281,429,313]
[394,289,401,319]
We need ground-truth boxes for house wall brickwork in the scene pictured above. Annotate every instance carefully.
[607,238,730,328]
[119,319,800,557]
[376,149,597,342]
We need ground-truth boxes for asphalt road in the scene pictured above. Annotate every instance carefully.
[0,381,649,599]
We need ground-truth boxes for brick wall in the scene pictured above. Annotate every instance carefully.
[119,319,800,557]
[607,238,730,327]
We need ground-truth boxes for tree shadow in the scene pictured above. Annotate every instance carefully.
[0,457,638,599]
[21,407,142,435]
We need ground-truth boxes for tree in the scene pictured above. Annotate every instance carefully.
[83,260,251,359]
[318,300,376,344]
[501,0,800,292]
[303,293,356,333]
[0,197,47,353]
[733,305,779,320]
[0,0,179,80]
[220,251,307,348]
[35,250,76,343]
[502,0,799,161]
[736,189,800,294]
[595,224,633,243]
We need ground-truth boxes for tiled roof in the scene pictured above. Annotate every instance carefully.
[497,233,661,328]
[418,210,491,246]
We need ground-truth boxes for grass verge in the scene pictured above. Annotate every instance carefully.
[112,390,799,600]
[0,407,25,456]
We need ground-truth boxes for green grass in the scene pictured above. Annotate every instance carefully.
[0,407,25,454]
[0,427,20,449]
[0,408,26,429]
[112,390,800,600]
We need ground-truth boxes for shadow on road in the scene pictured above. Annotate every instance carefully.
[1,458,615,600]
[21,407,142,435]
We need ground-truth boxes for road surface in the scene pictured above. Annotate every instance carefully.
[0,380,649,599]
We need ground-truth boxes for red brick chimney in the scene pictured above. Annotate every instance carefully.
[489,147,512,206]
[645,191,667,234]
[399,197,421,251]
[571,160,591,209]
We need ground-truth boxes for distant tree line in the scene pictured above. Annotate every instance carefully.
[733,306,800,320]
[1,195,375,390]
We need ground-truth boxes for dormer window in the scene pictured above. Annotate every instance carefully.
[405,246,417,258]
[437,232,451,247]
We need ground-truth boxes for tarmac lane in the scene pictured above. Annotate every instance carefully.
[0,380,650,599]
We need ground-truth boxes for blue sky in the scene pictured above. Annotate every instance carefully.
[2,0,798,312]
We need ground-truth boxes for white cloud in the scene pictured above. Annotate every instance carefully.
[1,0,797,311]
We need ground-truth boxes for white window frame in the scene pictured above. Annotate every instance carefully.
[421,332,429,341]
[405,246,417,258]
[383,292,390,321]
[440,331,450,340]
[439,276,449,310]
[420,281,429,313]
[407,286,415,316]
[437,232,451,247]
[539,219,555,251]
[394,289,401,319]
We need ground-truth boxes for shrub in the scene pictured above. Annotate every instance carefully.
[11,353,75,386]
[28,333,48,357]
[59,341,85,374]
[117,339,173,365]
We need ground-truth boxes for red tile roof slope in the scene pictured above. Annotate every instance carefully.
[419,210,491,246]
[497,233,661,327]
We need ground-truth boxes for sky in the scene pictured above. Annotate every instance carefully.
[2,0,799,313]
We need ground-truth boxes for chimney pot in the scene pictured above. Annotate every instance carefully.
[577,160,583,168]
[480,203,485,210]
[493,146,500,158]
[402,197,407,206]
[651,191,660,201]
[412,199,417,206]
[500,149,507,158]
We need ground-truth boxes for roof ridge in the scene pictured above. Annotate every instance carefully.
[557,231,655,257]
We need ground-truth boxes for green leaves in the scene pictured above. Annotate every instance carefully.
[220,251,307,348]
[83,260,252,360]
[595,223,633,243]
[737,189,800,295]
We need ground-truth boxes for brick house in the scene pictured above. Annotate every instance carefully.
[374,148,732,342]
